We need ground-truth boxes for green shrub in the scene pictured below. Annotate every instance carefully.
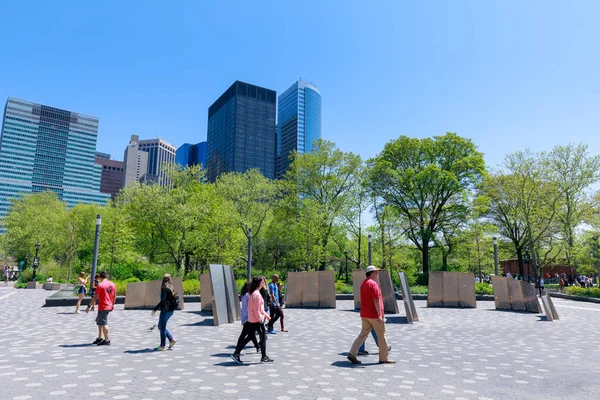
[545,283,559,289]
[415,273,429,286]
[182,279,199,295]
[565,287,600,298]
[115,281,127,296]
[475,282,494,295]
[409,285,428,294]
[335,280,353,294]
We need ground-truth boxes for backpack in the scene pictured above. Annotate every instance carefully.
[167,290,180,311]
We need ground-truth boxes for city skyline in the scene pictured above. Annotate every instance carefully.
[1,2,599,172]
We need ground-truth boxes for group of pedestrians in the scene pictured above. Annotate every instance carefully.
[231,274,287,365]
[76,267,393,367]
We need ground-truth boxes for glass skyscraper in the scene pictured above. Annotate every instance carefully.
[207,81,277,182]
[276,80,322,179]
[0,97,110,223]
[138,138,177,186]
[176,141,207,169]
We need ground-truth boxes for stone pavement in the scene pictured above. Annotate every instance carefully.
[1,285,599,400]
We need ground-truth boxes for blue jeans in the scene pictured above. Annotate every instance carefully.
[158,310,174,347]
[358,328,378,352]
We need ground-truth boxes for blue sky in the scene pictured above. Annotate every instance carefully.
[1,1,598,169]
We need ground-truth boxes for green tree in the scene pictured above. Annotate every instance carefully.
[368,133,486,273]
[543,143,600,269]
[283,139,363,270]
[2,192,66,272]
[99,198,136,279]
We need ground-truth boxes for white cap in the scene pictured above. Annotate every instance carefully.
[365,265,380,273]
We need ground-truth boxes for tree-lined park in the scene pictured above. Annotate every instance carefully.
[4,133,600,295]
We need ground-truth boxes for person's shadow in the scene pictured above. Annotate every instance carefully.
[59,344,93,348]
[123,348,158,354]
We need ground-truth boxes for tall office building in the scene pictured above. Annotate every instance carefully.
[122,134,149,187]
[207,81,277,182]
[139,138,177,186]
[276,80,322,178]
[176,141,207,168]
[94,153,124,199]
[0,97,110,222]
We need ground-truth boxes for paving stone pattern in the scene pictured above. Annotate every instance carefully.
[1,286,599,399]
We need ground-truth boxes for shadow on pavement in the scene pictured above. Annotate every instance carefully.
[59,343,94,348]
[182,319,214,327]
[211,353,235,358]
[385,316,410,324]
[330,360,367,369]
[184,310,213,317]
[123,348,157,354]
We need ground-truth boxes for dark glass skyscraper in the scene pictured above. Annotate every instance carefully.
[276,80,321,179]
[207,81,276,181]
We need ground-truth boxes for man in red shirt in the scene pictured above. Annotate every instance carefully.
[347,266,395,364]
[90,271,116,346]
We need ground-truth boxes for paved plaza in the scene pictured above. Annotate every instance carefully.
[1,285,599,400]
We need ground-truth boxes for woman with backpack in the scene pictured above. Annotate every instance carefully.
[152,274,178,351]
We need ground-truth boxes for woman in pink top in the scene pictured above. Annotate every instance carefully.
[231,276,273,364]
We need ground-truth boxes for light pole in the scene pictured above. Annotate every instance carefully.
[524,246,531,282]
[466,246,471,274]
[493,237,499,276]
[90,214,101,293]
[344,250,349,283]
[31,242,40,282]
[247,228,252,281]
[368,234,372,266]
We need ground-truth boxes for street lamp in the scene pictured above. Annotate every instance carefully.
[344,250,349,283]
[31,242,40,282]
[493,237,499,276]
[524,246,531,282]
[90,215,102,293]
[466,246,471,274]
[368,235,372,266]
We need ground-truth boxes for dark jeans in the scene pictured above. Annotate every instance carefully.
[158,310,174,347]
[236,321,259,350]
[235,322,266,358]
[268,306,282,331]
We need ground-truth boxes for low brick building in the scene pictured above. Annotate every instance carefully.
[501,258,572,277]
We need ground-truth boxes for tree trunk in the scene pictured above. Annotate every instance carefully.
[516,247,525,278]
[422,244,430,274]
[442,252,448,270]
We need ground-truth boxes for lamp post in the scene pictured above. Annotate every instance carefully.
[493,237,499,276]
[247,228,252,281]
[466,246,471,274]
[31,242,40,282]
[90,214,101,293]
[524,246,531,282]
[344,250,349,283]
[368,235,372,266]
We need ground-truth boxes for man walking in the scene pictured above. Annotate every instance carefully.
[267,275,287,333]
[347,266,395,364]
[90,271,116,346]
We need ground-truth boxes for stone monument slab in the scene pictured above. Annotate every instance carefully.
[442,272,460,307]
[427,271,444,307]
[398,271,418,323]
[200,273,212,311]
[507,279,525,311]
[458,272,477,308]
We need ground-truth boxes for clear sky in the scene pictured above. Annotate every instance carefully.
[1,1,598,169]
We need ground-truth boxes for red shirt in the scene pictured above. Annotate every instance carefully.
[96,280,116,311]
[360,278,384,319]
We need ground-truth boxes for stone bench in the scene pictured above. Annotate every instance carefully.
[43,282,62,290]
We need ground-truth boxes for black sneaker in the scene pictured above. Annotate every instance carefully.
[347,353,361,364]
[388,346,392,351]
[260,356,274,363]
[357,350,369,356]
[97,340,111,346]
[231,353,242,365]
[92,338,103,345]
